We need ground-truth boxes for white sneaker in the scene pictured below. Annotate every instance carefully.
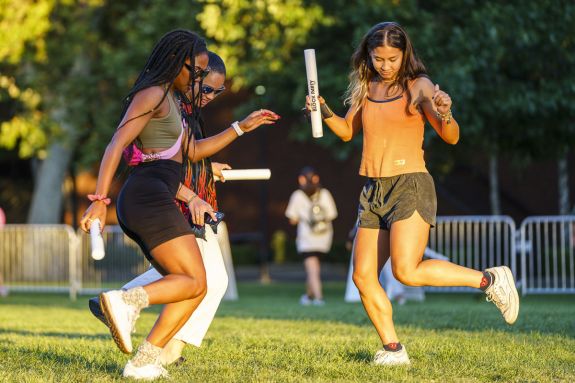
[373,346,411,366]
[99,290,140,353]
[122,360,168,380]
[484,266,520,325]
[299,294,312,306]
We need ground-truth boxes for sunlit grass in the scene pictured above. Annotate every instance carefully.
[0,283,573,382]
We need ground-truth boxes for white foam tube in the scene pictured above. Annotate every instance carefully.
[90,218,105,260]
[304,49,323,138]
[214,169,271,181]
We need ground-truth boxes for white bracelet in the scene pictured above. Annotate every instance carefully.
[231,121,244,136]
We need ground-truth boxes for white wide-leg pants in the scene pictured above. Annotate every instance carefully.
[122,225,228,346]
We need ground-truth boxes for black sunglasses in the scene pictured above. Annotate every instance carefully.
[184,63,210,80]
[201,84,225,96]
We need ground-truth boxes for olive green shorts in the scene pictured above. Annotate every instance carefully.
[357,172,437,230]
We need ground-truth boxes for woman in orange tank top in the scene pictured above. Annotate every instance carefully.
[306,22,519,366]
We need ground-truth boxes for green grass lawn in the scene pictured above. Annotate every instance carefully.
[0,282,573,382]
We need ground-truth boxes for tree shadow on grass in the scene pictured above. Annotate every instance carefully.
[0,292,163,314]
[217,291,575,338]
[1,288,573,338]
[0,328,108,341]
[0,343,122,376]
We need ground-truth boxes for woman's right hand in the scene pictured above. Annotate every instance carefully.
[305,95,326,112]
[212,162,232,182]
[80,202,108,233]
[237,109,280,134]
[189,196,217,226]
[305,95,335,121]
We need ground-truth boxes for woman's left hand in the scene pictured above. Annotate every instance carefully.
[189,196,217,226]
[212,162,232,182]
[238,109,280,134]
[432,84,452,114]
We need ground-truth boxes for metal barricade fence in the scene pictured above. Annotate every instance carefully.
[0,225,80,299]
[0,224,237,300]
[520,216,575,295]
[77,225,150,295]
[426,216,517,293]
[2,217,575,299]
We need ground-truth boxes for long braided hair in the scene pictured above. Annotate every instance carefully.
[344,22,427,115]
[117,29,207,178]
[175,51,227,217]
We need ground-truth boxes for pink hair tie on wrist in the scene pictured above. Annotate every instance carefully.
[87,194,111,206]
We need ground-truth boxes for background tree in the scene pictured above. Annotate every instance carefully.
[1,0,574,223]
[1,1,207,222]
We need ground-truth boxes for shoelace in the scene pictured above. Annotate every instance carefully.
[374,352,387,363]
[374,350,399,362]
[485,285,507,311]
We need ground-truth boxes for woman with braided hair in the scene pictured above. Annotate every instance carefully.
[80,30,278,379]
[88,51,274,367]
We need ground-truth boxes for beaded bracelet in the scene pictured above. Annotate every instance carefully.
[436,110,452,124]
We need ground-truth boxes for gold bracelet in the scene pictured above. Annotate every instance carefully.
[436,110,452,124]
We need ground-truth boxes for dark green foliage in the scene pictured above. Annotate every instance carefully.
[1,1,574,171]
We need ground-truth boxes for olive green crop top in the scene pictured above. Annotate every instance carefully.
[138,91,183,148]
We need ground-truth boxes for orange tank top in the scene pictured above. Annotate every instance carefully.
[359,92,427,178]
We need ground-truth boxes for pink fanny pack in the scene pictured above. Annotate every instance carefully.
[123,128,184,166]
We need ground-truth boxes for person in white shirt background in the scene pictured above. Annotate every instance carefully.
[285,166,337,306]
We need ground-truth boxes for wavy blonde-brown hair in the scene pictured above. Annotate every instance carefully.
[344,22,427,114]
